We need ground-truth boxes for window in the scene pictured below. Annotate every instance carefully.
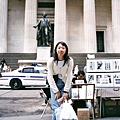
[96,31,104,52]
[34,70,39,73]
[22,68,34,73]
[38,2,55,8]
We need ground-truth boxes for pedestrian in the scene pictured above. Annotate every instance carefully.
[47,41,74,120]
[73,64,79,77]
[0,58,7,73]
[5,65,11,72]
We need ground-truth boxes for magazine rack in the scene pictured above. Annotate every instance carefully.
[71,84,95,119]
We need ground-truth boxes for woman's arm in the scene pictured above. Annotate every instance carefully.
[64,57,74,92]
[47,58,59,93]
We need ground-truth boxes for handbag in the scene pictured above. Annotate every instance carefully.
[53,74,58,83]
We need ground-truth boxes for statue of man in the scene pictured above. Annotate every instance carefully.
[33,12,52,46]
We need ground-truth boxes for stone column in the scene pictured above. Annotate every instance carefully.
[112,0,120,53]
[54,0,66,46]
[0,0,8,53]
[84,0,96,53]
[24,0,37,53]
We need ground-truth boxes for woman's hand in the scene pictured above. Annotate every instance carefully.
[62,93,68,100]
[55,91,60,100]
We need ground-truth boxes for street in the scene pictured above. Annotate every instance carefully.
[0,86,51,118]
[0,86,120,120]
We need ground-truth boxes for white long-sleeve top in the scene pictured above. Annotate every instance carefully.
[47,57,74,93]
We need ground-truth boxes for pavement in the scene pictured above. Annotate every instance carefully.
[0,87,120,120]
[0,114,51,120]
[0,115,120,120]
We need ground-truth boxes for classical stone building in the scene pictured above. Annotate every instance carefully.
[0,0,120,54]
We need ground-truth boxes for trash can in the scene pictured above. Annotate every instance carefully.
[101,98,120,117]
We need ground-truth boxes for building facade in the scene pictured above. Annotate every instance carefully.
[0,0,120,54]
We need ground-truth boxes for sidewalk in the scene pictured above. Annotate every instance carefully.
[0,88,52,120]
[0,115,120,120]
[0,114,51,120]
[0,88,120,120]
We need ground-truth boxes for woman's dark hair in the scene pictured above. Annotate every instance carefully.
[53,41,70,65]
[78,70,85,76]
[77,70,87,83]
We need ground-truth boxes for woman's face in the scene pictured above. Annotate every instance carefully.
[56,44,66,58]
[77,74,84,80]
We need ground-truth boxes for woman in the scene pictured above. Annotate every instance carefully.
[47,41,74,120]
[72,70,87,84]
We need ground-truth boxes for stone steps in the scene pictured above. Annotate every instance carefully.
[0,53,120,71]
[0,53,36,70]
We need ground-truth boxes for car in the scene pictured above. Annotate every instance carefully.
[0,66,48,90]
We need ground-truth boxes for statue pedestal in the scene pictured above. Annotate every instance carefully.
[36,47,50,62]
[17,47,50,68]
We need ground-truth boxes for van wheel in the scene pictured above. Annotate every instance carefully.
[10,79,22,90]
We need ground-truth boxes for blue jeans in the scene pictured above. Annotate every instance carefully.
[50,78,65,120]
